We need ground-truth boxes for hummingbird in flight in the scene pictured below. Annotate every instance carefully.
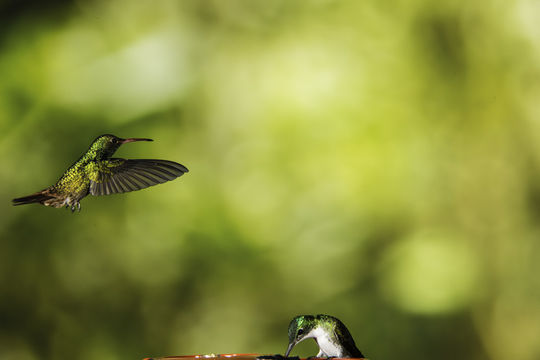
[285,314,365,358]
[12,134,188,212]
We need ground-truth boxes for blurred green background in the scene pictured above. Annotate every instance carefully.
[1,0,540,359]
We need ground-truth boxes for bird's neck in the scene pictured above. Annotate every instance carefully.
[308,326,345,357]
[85,143,118,162]
[80,148,111,163]
[62,151,102,176]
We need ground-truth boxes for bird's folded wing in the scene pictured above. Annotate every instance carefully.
[89,159,188,196]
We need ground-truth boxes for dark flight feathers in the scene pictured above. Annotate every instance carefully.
[89,159,188,196]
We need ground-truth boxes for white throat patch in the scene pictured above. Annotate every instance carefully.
[307,326,343,357]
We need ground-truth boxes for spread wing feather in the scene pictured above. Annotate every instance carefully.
[89,159,188,196]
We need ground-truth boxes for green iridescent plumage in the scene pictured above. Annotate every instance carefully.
[285,314,365,358]
[12,134,188,212]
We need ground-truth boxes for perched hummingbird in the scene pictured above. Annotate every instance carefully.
[12,134,188,212]
[285,315,365,358]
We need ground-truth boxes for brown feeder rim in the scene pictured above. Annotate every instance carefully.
[143,354,367,360]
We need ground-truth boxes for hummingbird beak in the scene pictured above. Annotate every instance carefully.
[120,138,153,143]
[285,342,296,357]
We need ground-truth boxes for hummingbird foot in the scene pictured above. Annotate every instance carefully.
[69,202,81,212]
[63,197,81,212]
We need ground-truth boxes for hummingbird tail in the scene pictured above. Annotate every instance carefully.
[12,192,54,206]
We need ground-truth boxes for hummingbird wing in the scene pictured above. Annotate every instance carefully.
[89,159,188,196]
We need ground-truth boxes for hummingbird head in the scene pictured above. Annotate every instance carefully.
[285,315,319,357]
[89,134,153,159]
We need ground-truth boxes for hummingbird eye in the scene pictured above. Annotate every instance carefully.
[111,138,118,144]
[297,328,304,337]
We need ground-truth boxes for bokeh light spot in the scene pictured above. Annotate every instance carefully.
[379,230,482,314]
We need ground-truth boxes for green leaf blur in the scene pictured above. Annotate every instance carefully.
[1,1,539,360]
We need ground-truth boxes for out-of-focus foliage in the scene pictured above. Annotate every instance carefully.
[1,1,539,359]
